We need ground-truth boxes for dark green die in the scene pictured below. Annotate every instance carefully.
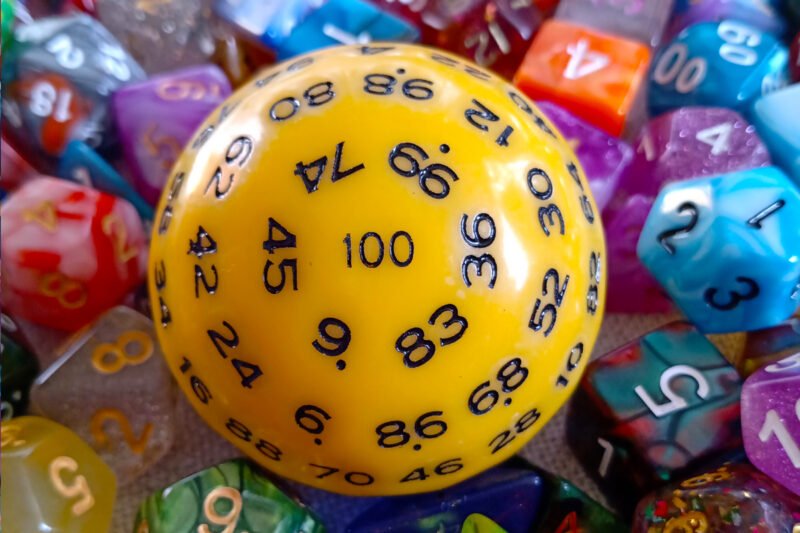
[531,472,627,532]
[1,333,39,420]
[134,459,324,533]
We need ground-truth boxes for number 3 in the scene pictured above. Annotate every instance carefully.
[634,364,710,418]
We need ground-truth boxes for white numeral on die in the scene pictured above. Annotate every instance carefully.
[634,364,711,418]
[563,39,609,80]
[758,398,800,469]
[46,34,85,69]
[652,43,707,93]
[29,82,73,122]
[766,353,800,373]
[695,122,733,156]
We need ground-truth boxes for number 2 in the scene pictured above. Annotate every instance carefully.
[102,213,138,264]
[90,408,153,454]
[634,364,710,418]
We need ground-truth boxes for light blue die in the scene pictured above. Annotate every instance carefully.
[637,166,800,333]
[58,140,153,221]
[750,85,800,185]
[275,0,419,60]
[648,20,788,116]
[212,0,321,48]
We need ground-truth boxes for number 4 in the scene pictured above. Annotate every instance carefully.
[695,122,732,156]
[563,39,609,80]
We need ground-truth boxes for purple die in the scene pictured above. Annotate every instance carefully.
[537,101,633,215]
[111,64,231,205]
[742,352,800,496]
[604,106,771,313]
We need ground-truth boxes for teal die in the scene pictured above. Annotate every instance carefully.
[638,166,800,333]
[649,20,789,116]
[275,0,419,59]
[750,85,800,184]
[134,459,323,533]
[58,140,154,221]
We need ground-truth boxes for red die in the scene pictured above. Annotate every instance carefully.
[450,0,543,79]
[1,177,147,331]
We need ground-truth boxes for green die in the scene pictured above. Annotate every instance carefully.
[532,472,627,532]
[1,332,39,420]
[462,514,508,533]
[1,0,14,51]
[134,459,324,533]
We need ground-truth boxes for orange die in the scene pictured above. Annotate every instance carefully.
[513,19,651,136]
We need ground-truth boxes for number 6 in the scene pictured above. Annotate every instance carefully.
[634,364,710,418]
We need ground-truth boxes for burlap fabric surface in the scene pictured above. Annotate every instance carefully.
[113,311,742,532]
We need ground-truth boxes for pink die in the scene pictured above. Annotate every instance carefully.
[742,353,800,496]
[1,177,147,331]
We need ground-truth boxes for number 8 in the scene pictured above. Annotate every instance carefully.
[634,364,710,418]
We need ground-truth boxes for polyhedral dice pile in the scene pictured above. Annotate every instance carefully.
[2,0,800,531]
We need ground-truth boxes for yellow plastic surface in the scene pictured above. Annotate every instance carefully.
[149,44,606,495]
[1,416,117,532]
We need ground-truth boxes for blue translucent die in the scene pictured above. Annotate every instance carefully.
[637,167,800,333]
[750,85,800,184]
[275,0,419,60]
[344,461,544,533]
[212,0,322,49]
[648,21,789,116]
[57,140,153,220]
[670,0,787,37]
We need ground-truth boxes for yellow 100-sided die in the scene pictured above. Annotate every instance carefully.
[149,44,606,495]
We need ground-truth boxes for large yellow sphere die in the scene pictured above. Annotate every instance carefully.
[149,44,606,495]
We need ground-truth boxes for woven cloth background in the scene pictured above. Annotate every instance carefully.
[109,310,747,532]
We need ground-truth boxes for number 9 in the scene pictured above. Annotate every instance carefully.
[198,486,243,533]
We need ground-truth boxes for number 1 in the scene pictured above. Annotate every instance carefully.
[758,399,800,469]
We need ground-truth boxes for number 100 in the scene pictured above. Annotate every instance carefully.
[344,231,414,268]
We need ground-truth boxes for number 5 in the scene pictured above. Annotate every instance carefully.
[634,364,710,418]
[49,456,95,516]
